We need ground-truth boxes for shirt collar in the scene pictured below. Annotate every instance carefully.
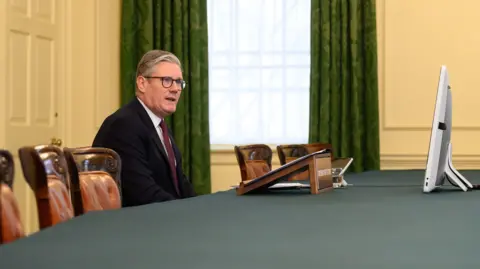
[137,97,163,128]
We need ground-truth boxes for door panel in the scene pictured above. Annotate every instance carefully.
[5,0,64,234]
[6,0,61,150]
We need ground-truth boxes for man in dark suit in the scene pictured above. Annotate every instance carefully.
[93,50,196,207]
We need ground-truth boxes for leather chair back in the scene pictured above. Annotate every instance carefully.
[64,147,121,216]
[277,143,333,165]
[276,143,333,181]
[18,145,74,229]
[234,144,272,182]
[0,150,24,244]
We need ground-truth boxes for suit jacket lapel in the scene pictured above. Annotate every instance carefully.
[132,98,170,165]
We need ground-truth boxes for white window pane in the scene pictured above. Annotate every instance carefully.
[238,0,261,52]
[262,54,283,66]
[238,53,260,67]
[210,69,231,90]
[285,0,310,52]
[262,68,283,89]
[286,53,310,66]
[262,92,284,142]
[239,92,261,141]
[210,53,230,67]
[286,32,309,52]
[207,0,311,145]
[210,1,233,52]
[286,68,310,88]
[262,0,283,52]
[209,93,233,142]
[237,68,261,89]
[285,91,310,142]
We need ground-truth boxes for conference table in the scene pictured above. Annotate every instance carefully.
[1,170,480,269]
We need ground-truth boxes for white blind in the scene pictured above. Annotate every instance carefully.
[207,0,311,145]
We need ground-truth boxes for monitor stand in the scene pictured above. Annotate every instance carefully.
[444,143,473,192]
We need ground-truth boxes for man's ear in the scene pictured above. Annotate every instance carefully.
[136,76,147,93]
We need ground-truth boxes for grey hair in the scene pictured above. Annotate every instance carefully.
[136,50,182,77]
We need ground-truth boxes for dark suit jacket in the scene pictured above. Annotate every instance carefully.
[92,98,196,207]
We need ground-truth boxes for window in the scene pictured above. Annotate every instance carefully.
[207,0,311,145]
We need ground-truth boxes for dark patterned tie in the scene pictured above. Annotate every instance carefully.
[159,120,180,195]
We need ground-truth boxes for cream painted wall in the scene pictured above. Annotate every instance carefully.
[65,0,121,147]
[377,0,480,169]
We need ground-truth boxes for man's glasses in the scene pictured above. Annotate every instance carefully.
[144,76,186,90]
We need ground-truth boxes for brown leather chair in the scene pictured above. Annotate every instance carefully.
[277,143,333,165]
[0,150,24,244]
[18,145,74,230]
[63,147,121,216]
[234,144,272,182]
[276,143,333,181]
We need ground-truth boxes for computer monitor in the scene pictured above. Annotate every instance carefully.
[423,65,473,193]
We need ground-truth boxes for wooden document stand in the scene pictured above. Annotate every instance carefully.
[236,150,333,195]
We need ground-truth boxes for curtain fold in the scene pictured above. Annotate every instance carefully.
[309,0,380,172]
[121,0,211,194]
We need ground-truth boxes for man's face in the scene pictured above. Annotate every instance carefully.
[137,62,184,118]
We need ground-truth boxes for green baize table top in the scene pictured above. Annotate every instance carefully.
[1,170,480,269]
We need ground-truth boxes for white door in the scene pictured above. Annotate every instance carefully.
[2,0,66,234]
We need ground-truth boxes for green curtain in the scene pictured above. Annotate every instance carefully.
[309,0,380,172]
[120,0,211,194]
